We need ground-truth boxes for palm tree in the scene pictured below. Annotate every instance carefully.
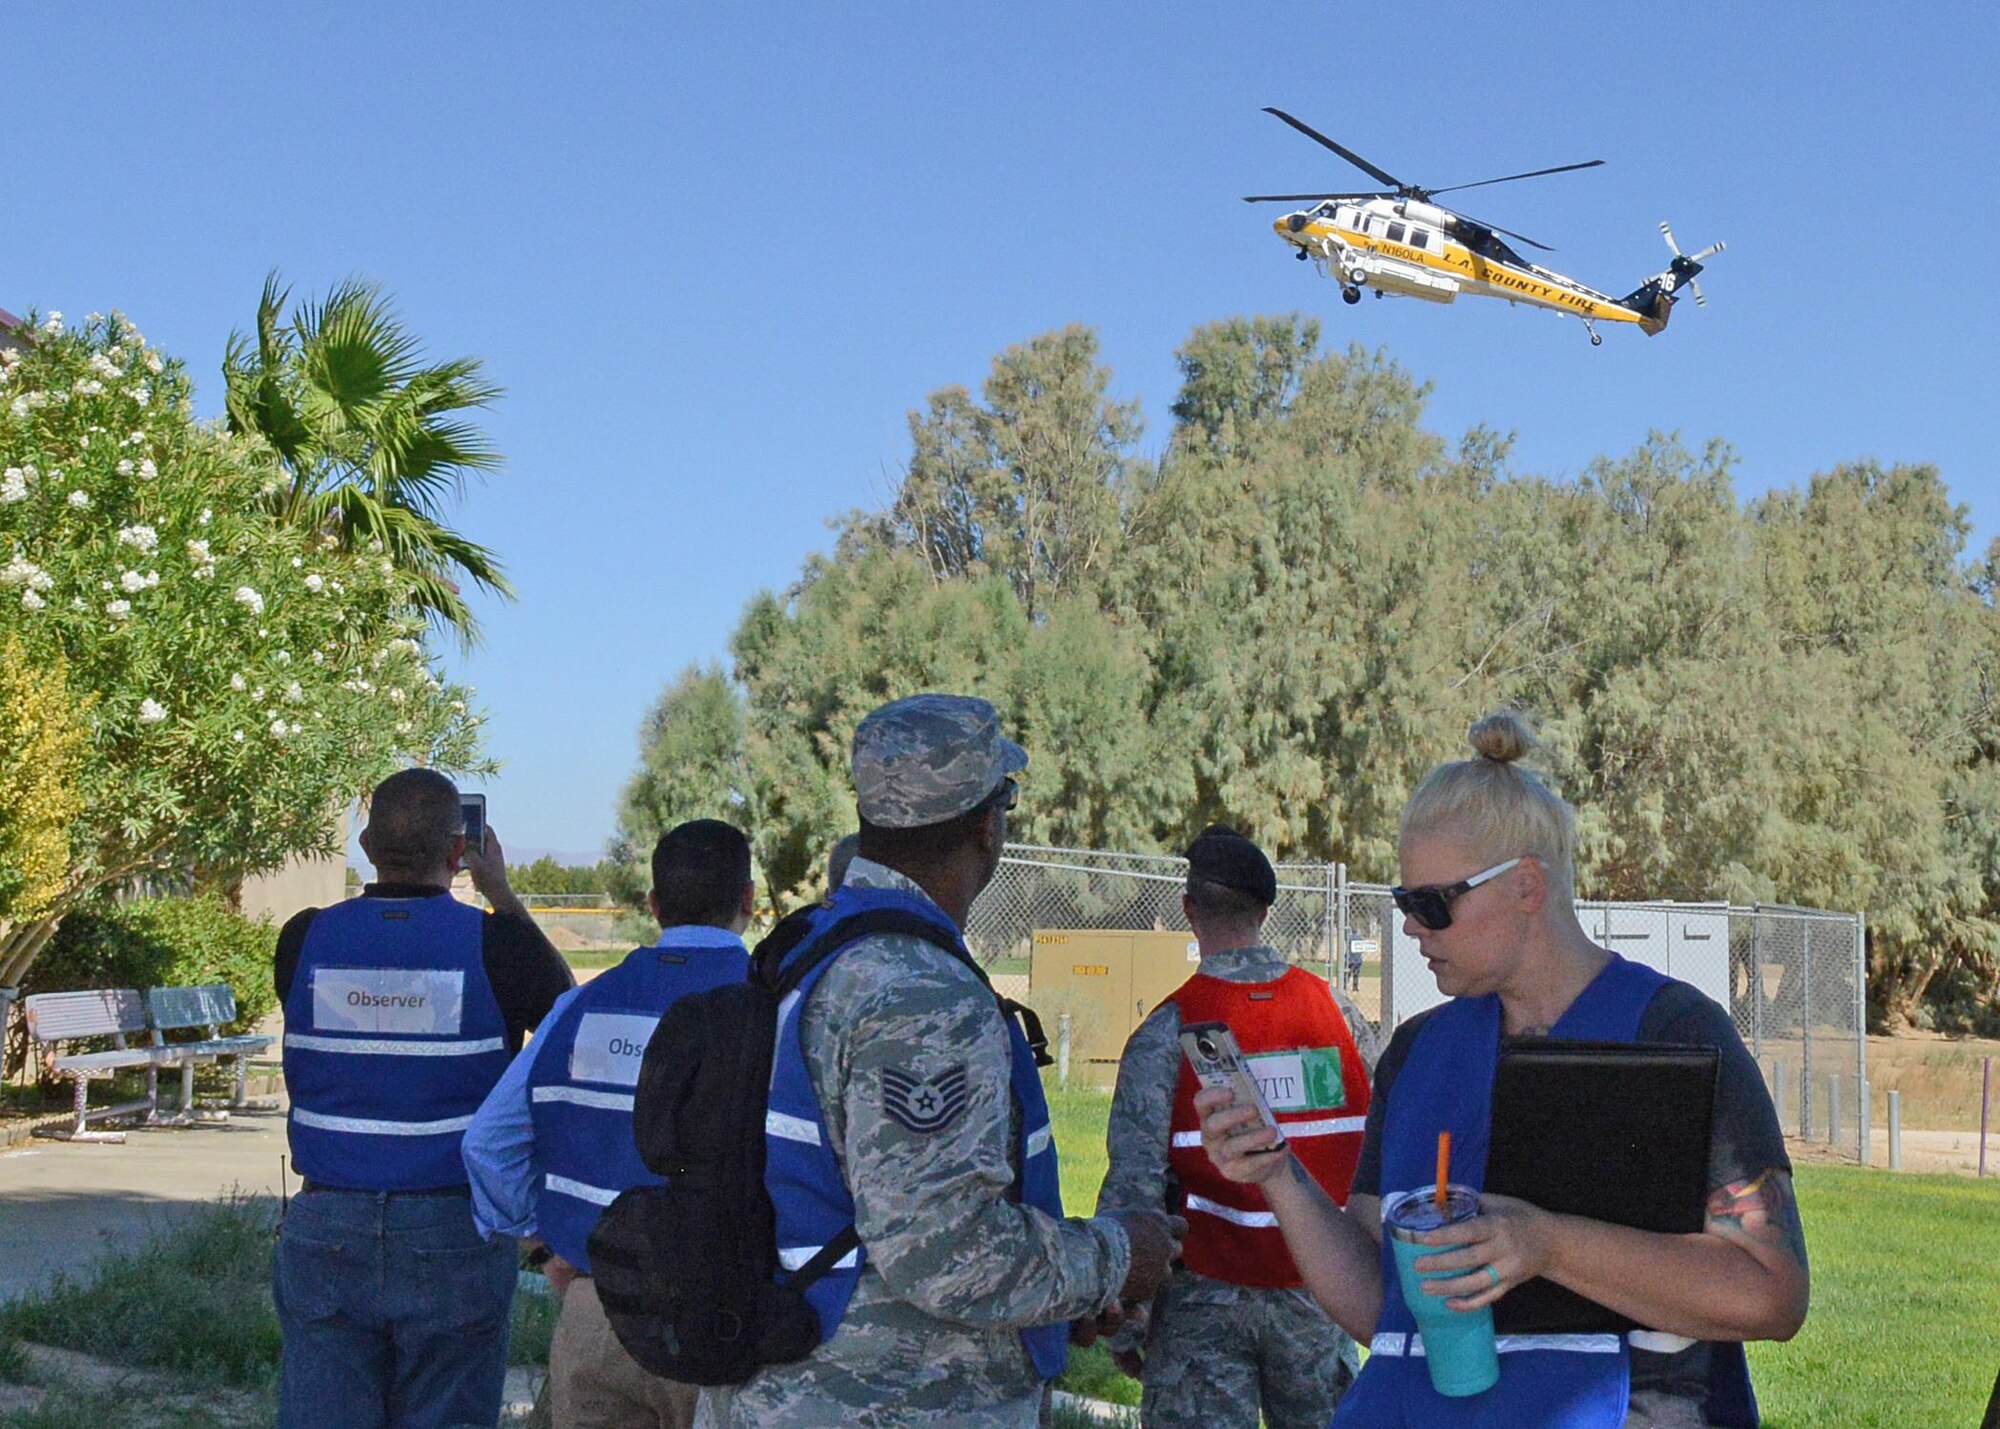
[224,273,515,645]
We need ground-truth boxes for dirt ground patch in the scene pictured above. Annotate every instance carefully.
[1861,1030,2000,1132]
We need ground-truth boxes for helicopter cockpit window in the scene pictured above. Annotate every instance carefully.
[1385,222,1406,245]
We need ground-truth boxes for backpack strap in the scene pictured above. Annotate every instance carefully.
[783,1223,863,1294]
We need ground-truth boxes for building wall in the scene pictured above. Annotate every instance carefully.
[240,809,351,925]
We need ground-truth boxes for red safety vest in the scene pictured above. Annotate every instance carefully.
[1166,967,1371,1288]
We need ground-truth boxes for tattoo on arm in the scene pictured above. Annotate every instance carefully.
[1706,1168,1809,1271]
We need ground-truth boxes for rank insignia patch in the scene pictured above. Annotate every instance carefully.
[881,1064,971,1135]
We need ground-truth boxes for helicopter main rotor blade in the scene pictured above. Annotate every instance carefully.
[1242,191,1388,204]
[1261,108,1404,190]
[1430,159,1604,196]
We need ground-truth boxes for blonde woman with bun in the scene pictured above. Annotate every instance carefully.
[1197,713,1807,1429]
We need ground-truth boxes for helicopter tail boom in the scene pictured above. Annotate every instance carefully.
[1619,222,1726,335]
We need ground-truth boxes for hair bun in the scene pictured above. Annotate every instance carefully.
[1469,711,1534,764]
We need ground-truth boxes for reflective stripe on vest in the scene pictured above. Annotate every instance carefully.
[283,895,507,1191]
[1335,955,1673,1429]
[526,934,750,1273]
[765,885,1070,1383]
[1167,967,1371,1288]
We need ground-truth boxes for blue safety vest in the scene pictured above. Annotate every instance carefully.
[764,885,1070,1382]
[525,928,750,1273]
[1336,954,1758,1429]
[283,894,510,1191]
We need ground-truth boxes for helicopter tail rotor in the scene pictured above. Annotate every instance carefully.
[1619,223,1726,333]
[1660,222,1726,306]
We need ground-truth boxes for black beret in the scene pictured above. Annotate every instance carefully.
[1184,824,1277,907]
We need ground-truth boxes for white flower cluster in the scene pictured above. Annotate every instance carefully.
[117,523,159,554]
[270,718,295,737]
[1,466,33,503]
[119,569,160,593]
[1,555,54,592]
[41,311,63,335]
[304,573,325,593]
[230,672,246,691]
[68,490,89,509]
[234,586,264,616]
[139,458,157,481]
[138,698,167,725]
[106,599,131,620]
[285,681,305,702]
[88,353,123,381]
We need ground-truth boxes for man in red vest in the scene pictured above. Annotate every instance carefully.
[1097,825,1382,1429]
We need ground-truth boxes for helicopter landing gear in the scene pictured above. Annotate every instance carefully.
[1296,249,1311,261]
[1342,287,1361,305]
[1583,318,1602,346]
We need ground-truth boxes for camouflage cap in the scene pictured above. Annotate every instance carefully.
[852,694,1028,830]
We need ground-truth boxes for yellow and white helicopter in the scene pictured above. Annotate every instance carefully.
[1247,108,1724,344]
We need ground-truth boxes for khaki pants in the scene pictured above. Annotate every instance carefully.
[551,1277,700,1429]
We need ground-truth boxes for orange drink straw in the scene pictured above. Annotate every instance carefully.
[1436,1130,1451,1205]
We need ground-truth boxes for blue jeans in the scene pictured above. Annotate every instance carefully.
[274,1190,518,1429]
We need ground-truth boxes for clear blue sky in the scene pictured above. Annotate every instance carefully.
[7,5,1996,860]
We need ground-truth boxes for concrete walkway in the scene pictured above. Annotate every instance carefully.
[0,1102,291,1304]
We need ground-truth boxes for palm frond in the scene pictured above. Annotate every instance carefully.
[230,272,516,643]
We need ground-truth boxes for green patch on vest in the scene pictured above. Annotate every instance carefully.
[1245,1047,1346,1112]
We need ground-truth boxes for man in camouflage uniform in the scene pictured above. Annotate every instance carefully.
[1098,826,1383,1429]
[704,694,1182,1429]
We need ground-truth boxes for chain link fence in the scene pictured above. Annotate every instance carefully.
[973,845,1869,1162]
[967,845,1344,978]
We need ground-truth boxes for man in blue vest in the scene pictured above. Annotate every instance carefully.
[463,818,755,1429]
[705,693,1184,1428]
[273,768,573,1429]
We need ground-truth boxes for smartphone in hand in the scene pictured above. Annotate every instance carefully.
[1179,1020,1283,1151]
[460,793,487,853]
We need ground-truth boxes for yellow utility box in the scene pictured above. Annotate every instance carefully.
[1028,929,1204,1087]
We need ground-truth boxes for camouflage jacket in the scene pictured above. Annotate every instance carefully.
[706,857,1130,1427]
[1095,943,1382,1347]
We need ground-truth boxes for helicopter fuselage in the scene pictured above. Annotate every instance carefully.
[1277,197,1670,335]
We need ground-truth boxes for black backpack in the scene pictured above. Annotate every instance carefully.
[588,902,1048,1387]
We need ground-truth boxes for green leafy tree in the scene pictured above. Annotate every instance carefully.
[610,665,754,905]
[615,318,2000,1027]
[0,638,87,931]
[0,310,485,989]
[223,274,513,646]
[878,325,1147,617]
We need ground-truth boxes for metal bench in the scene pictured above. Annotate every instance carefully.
[145,984,277,1124]
[22,989,172,1142]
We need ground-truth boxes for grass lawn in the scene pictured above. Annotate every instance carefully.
[560,946,631,971]
[1045,1081,2000,1427]
[0,1198,556,1426]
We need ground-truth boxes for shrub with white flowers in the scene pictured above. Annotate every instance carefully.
[0,311,488,984]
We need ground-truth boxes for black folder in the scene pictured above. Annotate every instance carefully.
[1485,1039,1719,1336]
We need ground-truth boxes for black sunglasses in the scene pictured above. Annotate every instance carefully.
[979,777,1019,814]
[1391,857,1522,931]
